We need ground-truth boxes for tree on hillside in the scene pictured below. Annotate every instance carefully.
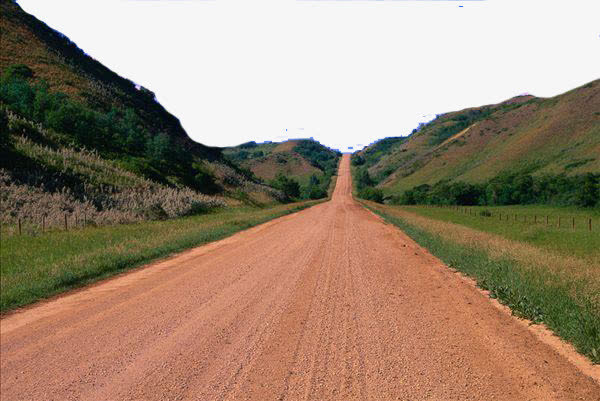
[271,173,301,200]
[576,173,599,207]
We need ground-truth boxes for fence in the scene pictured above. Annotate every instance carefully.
[422,204,594,232]
[3,213,94,237]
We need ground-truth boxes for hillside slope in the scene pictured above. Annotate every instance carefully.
[223,139,341,199]
[0,0,284,228]
[358,80,599,198]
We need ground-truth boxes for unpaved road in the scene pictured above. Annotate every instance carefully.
[1,155,599,400]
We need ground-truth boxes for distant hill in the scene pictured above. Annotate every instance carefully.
[354,79,599,205]
[223,139,341,199]
[1,0,284,229]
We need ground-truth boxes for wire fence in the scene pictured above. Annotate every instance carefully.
[3,213,100,237]
[420,204,594,232]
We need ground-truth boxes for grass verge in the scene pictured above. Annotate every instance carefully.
[361,201,600,364]
[1,200,323,314]
[397,205,600,260]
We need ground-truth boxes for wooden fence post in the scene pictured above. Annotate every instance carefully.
[589,218,592,232]
[64,214,68,231]
[534,215,537,224]
[42,216,45,233]
[546,215,549,225]
[572,217,575,230]
[558,216,561,228]
[18,218,21,236]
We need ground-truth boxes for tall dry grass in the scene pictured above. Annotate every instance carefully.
[1,132,227,234]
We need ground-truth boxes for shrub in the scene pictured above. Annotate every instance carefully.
[358,187,384,203]
[271,173,301,200]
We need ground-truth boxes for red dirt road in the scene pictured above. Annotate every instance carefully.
[1,155,599,400]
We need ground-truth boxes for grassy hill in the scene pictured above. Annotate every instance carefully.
[354,80,600,206]
[223,139,341,200]
[0,0,285,231]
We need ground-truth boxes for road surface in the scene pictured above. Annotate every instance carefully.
[1,155,599,400]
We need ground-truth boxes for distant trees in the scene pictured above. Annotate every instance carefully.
[391,172,600,208]
[354,167,384,203]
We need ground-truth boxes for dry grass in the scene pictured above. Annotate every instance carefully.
[1,133,228,234]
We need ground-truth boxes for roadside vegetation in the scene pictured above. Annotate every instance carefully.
[361,201,600,364]
[396,205,599,260]
[0,200,323,313]
[351,155,384,203]
[391,172,599,208]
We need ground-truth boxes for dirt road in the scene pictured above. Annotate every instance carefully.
[1,155,599,400]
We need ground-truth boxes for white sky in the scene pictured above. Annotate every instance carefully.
[16,0,600,151]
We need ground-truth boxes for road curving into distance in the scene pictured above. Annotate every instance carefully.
[1,155,599,400]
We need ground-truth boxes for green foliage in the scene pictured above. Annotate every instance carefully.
[355,168,374,190]
[358,187,384,203]
[576,173,600,207]
[428,108,493,146]
[293,139,340,173]
[393,172,600,208]
[3,64,34,80]
[0,108,9,149]
[303,173,327,199]
[192,162,220,194]
[351,154,365,166]
[0,64,221,194]
[271,173,301,200]
[353,167,384,203]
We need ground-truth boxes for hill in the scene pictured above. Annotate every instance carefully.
[0,0,284,229]
[223,139,341,199]
[354,80,600,206]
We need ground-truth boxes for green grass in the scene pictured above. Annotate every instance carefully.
[362,203,600,364]
[0,200,322,313]
[397,205,600,260]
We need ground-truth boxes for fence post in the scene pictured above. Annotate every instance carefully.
[572,217,575,230]
[75,215,78,227]
[534,215,537,224]
[84,214,87,227]
[590,218,592,232]
[18,218,22,236]
[42,216,45,233]
[558,216,561,228]
[64,214,68,231]
[546,215,548,225]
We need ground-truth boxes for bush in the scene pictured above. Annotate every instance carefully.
[358,187,384,203]
[351,154,365,166]
[271,173,301,200]
[308,185,327,200]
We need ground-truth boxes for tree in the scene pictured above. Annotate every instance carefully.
[145,133,171,165]
[575,174,599,207]
[271,173,301,200]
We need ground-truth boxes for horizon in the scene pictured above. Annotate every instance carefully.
[16,0,600,152]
